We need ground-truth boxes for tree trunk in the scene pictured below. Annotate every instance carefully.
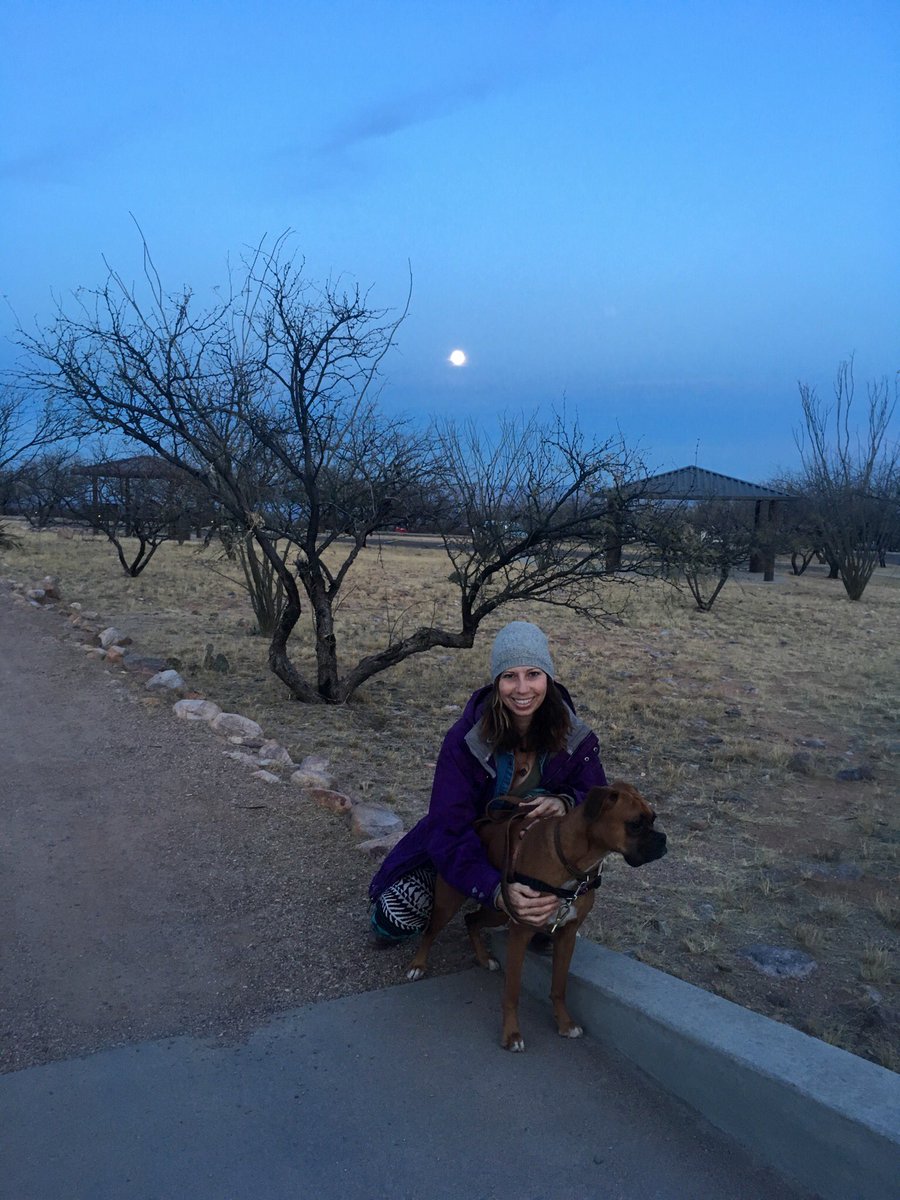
[267,595,324,702]
[256,535,324,703]
[335,624,477,701]
[311,587,341,701]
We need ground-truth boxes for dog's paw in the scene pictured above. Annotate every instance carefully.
[503,1036,526,1052]
[486,955,500,972]
[559,1024,584,1039]
[406,966,426,982]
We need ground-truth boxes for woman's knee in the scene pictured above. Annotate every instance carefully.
[369,865,436,941]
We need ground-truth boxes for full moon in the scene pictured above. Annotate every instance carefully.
[448,348,467,367]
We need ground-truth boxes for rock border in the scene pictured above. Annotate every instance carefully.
[0,574,405,848]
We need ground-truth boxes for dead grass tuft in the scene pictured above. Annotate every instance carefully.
[873,892,900,930]
[792,922,827,952]
[859,942,894,984]
[815,897,853,924]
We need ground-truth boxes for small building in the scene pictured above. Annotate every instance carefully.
[613,466,791,580]
[72,454,212,540]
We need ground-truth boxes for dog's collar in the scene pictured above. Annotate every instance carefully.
[552,819,600,883]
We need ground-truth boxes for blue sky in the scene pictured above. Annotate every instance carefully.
[2,0,897,480]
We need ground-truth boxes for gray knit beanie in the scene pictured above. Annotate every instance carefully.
[490,621,555,680]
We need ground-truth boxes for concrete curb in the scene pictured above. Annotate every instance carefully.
[490,934,900,1200]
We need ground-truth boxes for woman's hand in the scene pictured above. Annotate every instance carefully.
[521,794,567,820]
[498,881,560,926]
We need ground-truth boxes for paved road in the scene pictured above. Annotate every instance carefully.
[0,590,809,1199]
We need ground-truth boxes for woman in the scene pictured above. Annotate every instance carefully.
[369,620,607,939]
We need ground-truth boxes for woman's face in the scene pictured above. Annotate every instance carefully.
[497,666,548,727]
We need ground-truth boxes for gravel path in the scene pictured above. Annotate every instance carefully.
[0,593,468,1073]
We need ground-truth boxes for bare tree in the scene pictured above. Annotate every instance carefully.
[4,450,78,528]
[210,523,286,636]
[66,465,204,576]
[0,386,74,546]
[19,237,652,702]
[651,499,757,611]
[0,384,75,473]
[765,475,834,576]
[17,236,423,700]
[797,359,899,600]
[426,411,657,619]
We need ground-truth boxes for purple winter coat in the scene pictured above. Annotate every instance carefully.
[368,683,607,907]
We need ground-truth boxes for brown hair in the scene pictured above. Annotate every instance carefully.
[479,676,571,754]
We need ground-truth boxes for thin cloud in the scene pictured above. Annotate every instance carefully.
[317,72,511,155]
[263,69,517,197]
[0,144,84,184]
[0,112,152,186]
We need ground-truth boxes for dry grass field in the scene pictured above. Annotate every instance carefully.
[3,521,898,1070]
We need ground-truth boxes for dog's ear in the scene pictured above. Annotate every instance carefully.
[583,785,620,819]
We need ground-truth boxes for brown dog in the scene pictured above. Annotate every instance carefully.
[406,781,667,1051]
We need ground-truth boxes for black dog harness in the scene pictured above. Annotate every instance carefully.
[485,807,606,929]
[512,820,605,899]
[512,866,603,900]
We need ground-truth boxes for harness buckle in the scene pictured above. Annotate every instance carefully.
[550,900,573,934]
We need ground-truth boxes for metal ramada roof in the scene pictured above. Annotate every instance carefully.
[636,466,790,501]
[72,455,187,480]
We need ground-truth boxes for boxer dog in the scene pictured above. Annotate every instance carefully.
[406,781,667,1051]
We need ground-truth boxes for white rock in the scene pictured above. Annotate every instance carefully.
[259,757,293,772]
[292,754,333,785]
[259,740,293,765]
[173,699,222,722]
[251,769,281,785]
[350,803,404,839]
[211,712,264,739]
[224,750,260,767]
[290,767,332,789]
[298,753,330,774]
[99,627,125,649]
[145,669,185,691]
[356,830,406,857]
[26,588,46,603]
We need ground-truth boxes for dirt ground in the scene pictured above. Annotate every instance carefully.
[0,594,472,1074]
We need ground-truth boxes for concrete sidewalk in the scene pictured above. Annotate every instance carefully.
[1,970,808,1200]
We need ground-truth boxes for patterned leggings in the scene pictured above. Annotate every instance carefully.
[370,865,437,940]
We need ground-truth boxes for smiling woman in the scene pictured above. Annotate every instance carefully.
[368,620,607,940]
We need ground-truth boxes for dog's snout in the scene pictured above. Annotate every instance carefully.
[623,825,668,868]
